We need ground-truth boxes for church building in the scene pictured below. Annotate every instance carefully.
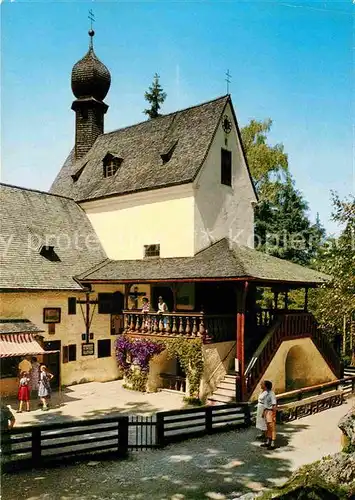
[0,29,341,402]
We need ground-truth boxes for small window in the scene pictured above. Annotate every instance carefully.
[63,346,68,364]
[221,148,232,187]
[48,324,55,335]
[68,297,77,315]
[103,155,123,178]
[98,339,111,358]
[39,245,61,262]
[144,244,160,258]
[68,344,77,362]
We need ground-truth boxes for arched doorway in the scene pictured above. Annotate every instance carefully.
[285,345,308,391]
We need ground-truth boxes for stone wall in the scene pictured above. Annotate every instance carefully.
[249,337,338,401]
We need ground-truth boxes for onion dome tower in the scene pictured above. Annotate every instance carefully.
[71,29,111,160]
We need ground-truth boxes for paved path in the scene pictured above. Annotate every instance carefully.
[2,398,353,500]
[4,380,186,427]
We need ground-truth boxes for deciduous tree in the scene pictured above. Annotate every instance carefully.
[310,193,355,343]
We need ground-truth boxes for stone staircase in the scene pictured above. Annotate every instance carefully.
[207,372,236,404]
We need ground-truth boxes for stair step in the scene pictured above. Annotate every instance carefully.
[225,374,237,379]
[208,394,236,404]
[213,388,236,397]
[218,380,236,388]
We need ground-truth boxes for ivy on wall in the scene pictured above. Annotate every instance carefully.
[163,337,204,398]
[114,335,204,398]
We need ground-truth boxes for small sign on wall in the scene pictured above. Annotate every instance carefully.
[43,308,61,323]
[82,343,95,356]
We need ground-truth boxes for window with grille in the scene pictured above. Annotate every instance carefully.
[144,244,160,258]
[221,148,232,186]
[103,155,123,178]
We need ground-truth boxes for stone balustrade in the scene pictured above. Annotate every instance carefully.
[123,310,210,341]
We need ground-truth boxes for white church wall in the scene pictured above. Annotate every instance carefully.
[81,185,195,260]
[194,102,256,253]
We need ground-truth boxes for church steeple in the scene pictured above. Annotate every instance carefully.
[71,29,111,160]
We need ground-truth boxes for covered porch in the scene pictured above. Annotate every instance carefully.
[77,238,335,400]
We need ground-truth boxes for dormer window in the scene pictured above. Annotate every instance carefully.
[103,153,123,178]
[144,244,160,258]
[71,163,87,182]
[39,245,60,262]
[160,140,178,165]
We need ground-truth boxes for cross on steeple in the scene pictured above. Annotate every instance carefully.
[225,69,232,94]
[88,9,95,31]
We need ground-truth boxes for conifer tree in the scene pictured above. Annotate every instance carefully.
[143,73,167,119]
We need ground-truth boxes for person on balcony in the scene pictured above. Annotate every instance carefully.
[157,296,169,328]
[157,296,168,313]
[142,297,150,313]
[260,380,277,450]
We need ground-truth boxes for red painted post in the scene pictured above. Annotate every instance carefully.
[236,281,248,401]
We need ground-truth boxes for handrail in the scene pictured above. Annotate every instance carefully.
[277,377,355,400]
[123,310,204,317]
[245,317,282,377]
[244,312,341,399]
[122,311,235,343]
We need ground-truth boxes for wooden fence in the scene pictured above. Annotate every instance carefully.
[2,378,353,471]
[1,415,129,471]
[156,403,251,447]
[2,404,251,471]
[276,376,355,405]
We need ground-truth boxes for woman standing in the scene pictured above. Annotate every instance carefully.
[260,380,277,450]
[30,357,41,398]
[17,372,30,413]
[255,381,267,441]
[38,365,53,411]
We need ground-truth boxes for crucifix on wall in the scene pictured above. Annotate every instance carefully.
[128,286,146,309]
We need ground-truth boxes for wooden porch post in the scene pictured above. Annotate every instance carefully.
[85,291,90,343]
[304,287,309,312]
[236,281,249,401]
[172,283,178,312]
[124,284,130,309]
[284,291,289,310]
[274,290,279,310]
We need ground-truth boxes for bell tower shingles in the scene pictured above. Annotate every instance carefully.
[71,30,111,160]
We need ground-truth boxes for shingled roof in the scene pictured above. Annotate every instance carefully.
[50,95,231,202]
[77,239,329,285]
[0,319,44,335]
[0,184,107,290]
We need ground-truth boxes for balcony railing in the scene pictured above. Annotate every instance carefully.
[122,311,235,343]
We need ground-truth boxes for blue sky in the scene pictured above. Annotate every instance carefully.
[1,0,353,235]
